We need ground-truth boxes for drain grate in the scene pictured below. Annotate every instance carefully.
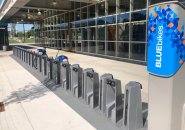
[0,102,5,112]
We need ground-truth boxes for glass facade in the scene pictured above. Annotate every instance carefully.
[35,0,148,63]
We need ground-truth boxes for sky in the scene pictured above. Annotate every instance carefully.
[8,24,34,32]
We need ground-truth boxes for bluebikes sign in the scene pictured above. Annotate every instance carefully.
[148,3,185,77]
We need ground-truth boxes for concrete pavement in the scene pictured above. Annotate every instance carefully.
[0,44,149,130]
[0,50,96,130]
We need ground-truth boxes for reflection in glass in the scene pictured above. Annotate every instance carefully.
[97,17,105,25]
[117,13,129,23]
[81,19,88,27]
[88,18,96,26]
[106,15,116,24]
[89,5,95,18]
[118,24,129,41]
[107,42,115,56]
[119,0,130,12]
[72,41,75,50]
[70,12,74,22]
[98,2,105,16]
[98,26,105,40]
[75,21,81,28]
[76,29,81,41]
[89,27,96,40]
[62,40,66,48]
[82,28,88,40]
[108,0,116,15]
[75,10,81,21]
[82,7,87,19]
[76,41,82,51]
[107,25,116,41]
[61,30,66,39]
[89,41,96,53]
[131,23,146,41]
[132,0,146,10]
[131,43,145,61]
[98,42,105,55]
[82,41,88,52]
[149,0,173,5]
[117,42,129,58]
[131,10,146,21]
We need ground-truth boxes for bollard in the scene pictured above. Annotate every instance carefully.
[70,64,83,98]
[82,68,99,108]
[60,61,71,90]
[123,81,143,130]
[99,73,114,112]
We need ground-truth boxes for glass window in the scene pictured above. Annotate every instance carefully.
[118,24,129,41]
[81,19,88,27]
[132,0,147,10]
[89,27,96,40]
[61,30,66,39]
[108,0,116,15]
[131,22,146,41]
[131,43,145,61]
[62,40,67,49]
[82,28,88,40]
[118,13,129,23]
[82,41,88,52]
[149,0,173,5]
[131,10,146,21]
[106,15,116,24]
[107,25,116,41]
[97,17,105,25]
[65,13,69,23]
[98,2,105,17]
[74,2,81,9]
[76,29,81,41]
[98,26,105,40]
[76,41,82,51]
[88,18,96,26]
[107,42,116,56]
[88,5,95,18]
[97,42,105,55]
[82,7,87,19]
[117,42,129,58]
[89,41,96,53]
[70,12,74,22]
[75,10,81,21]
[72,41,75,51]
[119,0,130,13]
[71,29,75,41]
[75,21,81,28]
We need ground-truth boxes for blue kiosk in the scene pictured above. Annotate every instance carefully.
[148,1,185,130]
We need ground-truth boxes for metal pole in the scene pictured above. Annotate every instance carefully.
[23,23,26,43]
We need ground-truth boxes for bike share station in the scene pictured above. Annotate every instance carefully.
[11,1,185,130]
[148,1,185,130]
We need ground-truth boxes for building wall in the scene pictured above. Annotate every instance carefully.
[35,0,148,64]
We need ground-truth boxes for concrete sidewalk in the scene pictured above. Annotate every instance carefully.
[0,51,96,130]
